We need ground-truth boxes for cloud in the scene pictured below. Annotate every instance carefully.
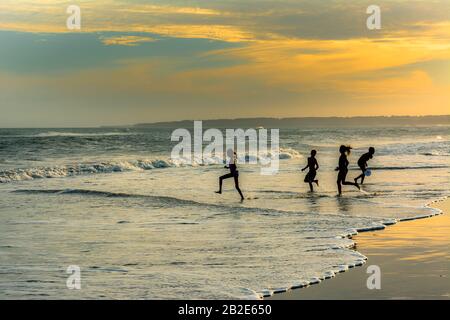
[0,0,449,125]
[1,0,449,43]
[120,4,222,16]
[100,35,157,46]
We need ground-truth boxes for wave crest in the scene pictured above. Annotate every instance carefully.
[0,149,302,183]
[0,159,172,183]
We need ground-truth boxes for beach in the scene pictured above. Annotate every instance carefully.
[268,198,450,300]
[0,126,448,299]
[1,0,449,302]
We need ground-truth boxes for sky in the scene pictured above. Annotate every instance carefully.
[0,0,449,127]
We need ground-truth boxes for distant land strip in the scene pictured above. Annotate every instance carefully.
[133,115,450,128]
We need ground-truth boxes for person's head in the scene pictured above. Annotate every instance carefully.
[311,150,317,157]
[369,147,375,155]
[226,148,234,158]
[339,145,352,155]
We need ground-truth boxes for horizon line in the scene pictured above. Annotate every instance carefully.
[1,114,449,129]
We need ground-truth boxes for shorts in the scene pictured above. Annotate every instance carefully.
[305,170,317,183]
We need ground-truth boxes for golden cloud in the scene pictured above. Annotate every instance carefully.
[100,35,157,46]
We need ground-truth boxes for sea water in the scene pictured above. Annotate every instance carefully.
[0,126,449,299]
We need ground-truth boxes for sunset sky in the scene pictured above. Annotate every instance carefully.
[0,0,449,127]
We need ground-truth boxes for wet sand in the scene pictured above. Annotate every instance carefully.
[268,198,450,300]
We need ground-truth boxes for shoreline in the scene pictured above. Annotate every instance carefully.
[267,197,450,300]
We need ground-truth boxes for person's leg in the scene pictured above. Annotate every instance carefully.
[343,181,360,188]
[354,167,365,184]
[233,175,244,200]
[343,170,359,189]
[311,172,318,187]
[305,171,319,192]
[337,172,343,195]
[304,172,313,191]
[216,173,233,194]
[216,177,223,193]
[339,171,359,193]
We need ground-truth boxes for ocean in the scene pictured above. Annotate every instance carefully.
[0,125,449,299]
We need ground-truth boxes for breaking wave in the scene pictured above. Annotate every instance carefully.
[0,148,303,183]
[0,159,176,183]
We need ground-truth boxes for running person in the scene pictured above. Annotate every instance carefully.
[301,150,319,192]
[354,147,375,185]
[336,145,360,196]
[215,149,244,201]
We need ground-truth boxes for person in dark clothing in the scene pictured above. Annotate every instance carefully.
[336,145,360,196]
[215,149,244,201]
[301,150,319,192]
[354,147,375,185]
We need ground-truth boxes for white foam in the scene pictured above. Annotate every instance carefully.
[31,131,136,138]
[0,147,303,183]
[291,281,310,289]
[356,224,385,232]
[399,214,433,222]
[354,260,365,267]
[278,148,303,160]
[308,277,321,285]
[272,287,289,294]
[381,219,398,226]
[336,265,349,273]
[259,289,274,298]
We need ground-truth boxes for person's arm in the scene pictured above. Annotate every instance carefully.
[301,163,309,171]
[315,159,319,170]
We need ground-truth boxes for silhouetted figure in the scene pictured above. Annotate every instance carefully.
[355,147,375,185]
[336,145,360,196]
[301,150,319,192]
[215,149,244,201]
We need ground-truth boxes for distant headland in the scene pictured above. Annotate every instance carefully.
[133,115,450,128]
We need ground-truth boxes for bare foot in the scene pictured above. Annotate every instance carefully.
[215,191,222,194]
